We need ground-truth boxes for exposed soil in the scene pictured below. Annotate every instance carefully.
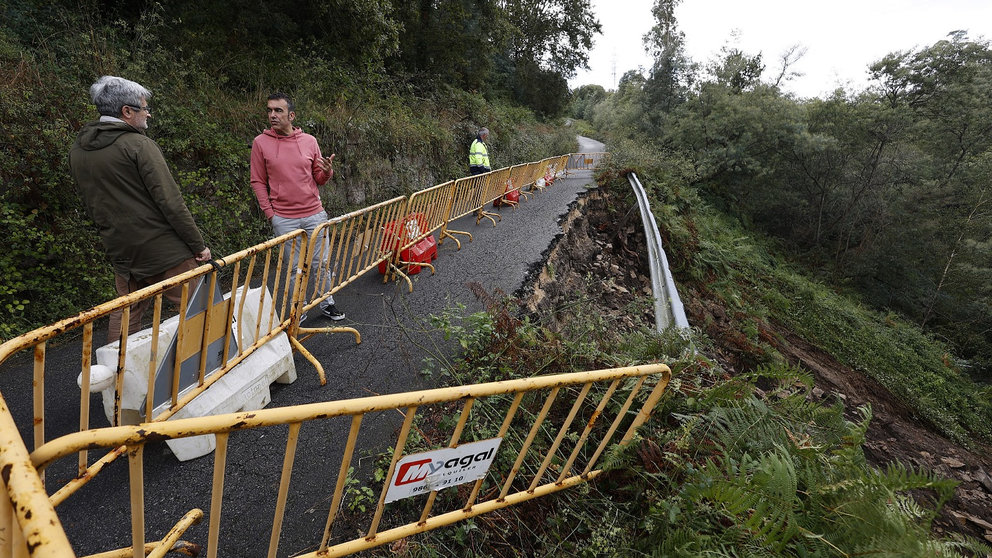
[525,188,992,546]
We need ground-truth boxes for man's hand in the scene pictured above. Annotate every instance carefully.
[195,247,212,262]
[317,153,335,174]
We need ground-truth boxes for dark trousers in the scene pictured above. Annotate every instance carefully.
[469,166,490,176]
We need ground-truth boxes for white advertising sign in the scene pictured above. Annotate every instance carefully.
[385,438,503,503]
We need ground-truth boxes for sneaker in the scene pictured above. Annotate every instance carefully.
[322,304,346,321]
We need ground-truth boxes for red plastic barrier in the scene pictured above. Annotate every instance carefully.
[493,180,520,207]
[378,213,437,275]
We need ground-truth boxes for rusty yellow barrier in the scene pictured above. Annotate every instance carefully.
[405,180,458,247]
[477,167,514,218]
[502,163,533,208]
[443,167,511,230]
[0,231,309,503]
[0,393,75,558]
[546,155,570,184]
[527,155,569,194]
[379,182,453,281]
[25,363,669,558]
[0,152,597,455]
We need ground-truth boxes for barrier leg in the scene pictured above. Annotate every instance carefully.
[290,308,362,386]
[289,335,327,386]
[475,208,500,227]
[396,260,436,276]
[386,263,414,292]
[146,509,203,558]
[440,229,472,250]
[296,326,361,347]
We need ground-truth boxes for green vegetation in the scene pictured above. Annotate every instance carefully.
[379,142,992,552]
[0,0,591,341]
[593,143,992,449]
[5,0,992,554]
[389,278,989,555]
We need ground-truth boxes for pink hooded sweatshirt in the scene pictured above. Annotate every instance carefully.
[250,127,331,219]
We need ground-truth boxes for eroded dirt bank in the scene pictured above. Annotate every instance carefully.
[524,188,992,545]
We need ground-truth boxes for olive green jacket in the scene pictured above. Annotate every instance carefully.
[69,120,206,280]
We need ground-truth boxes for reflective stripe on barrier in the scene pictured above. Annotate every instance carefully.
[28,364,670,558]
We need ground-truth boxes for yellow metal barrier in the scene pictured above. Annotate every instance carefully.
[0,150,610,556]
[404,180,458,248]
[25,364,670,558]
[566,151,606,172]
[382,181,453,278]
[478,167,514,218]
[503,163,532,208]
[547,154,570,183]
[293,197,410,384]
[0,393,75,558]
[0,231,309,503]
[529,155,569,193]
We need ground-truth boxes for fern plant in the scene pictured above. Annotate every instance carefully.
[633,365,983,557]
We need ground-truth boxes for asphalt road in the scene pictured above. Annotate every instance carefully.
[0,137,605,557]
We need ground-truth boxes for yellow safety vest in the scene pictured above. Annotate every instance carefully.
[469,138,490,169]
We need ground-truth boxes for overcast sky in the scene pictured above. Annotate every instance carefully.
[569,0,992,98]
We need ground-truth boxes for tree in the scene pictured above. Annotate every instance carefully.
[867,33,992,371]
[708,47,764,93]
[570,83,606,120]
[492,0,600,116]
[390,0,499,89]
[771,44,807,90]
[642,0,695,115]
[498,0,600,78]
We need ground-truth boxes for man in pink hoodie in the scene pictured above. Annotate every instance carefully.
[250,92,345,321]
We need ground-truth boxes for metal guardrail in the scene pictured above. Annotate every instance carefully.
[629,173,690,331]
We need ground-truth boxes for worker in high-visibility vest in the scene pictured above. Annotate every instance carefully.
[468,127,491,175]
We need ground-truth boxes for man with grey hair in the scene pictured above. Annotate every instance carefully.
[468,127,491,175]
[69,75,211,341]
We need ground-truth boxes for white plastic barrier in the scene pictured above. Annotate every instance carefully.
[81,286,296,460]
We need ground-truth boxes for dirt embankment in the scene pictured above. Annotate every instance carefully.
[527,189,992,545]
[768,328,992,543]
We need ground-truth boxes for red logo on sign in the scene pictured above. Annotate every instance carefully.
[394,458,433,486]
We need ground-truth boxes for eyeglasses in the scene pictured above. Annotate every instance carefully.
[126,105,152,114]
